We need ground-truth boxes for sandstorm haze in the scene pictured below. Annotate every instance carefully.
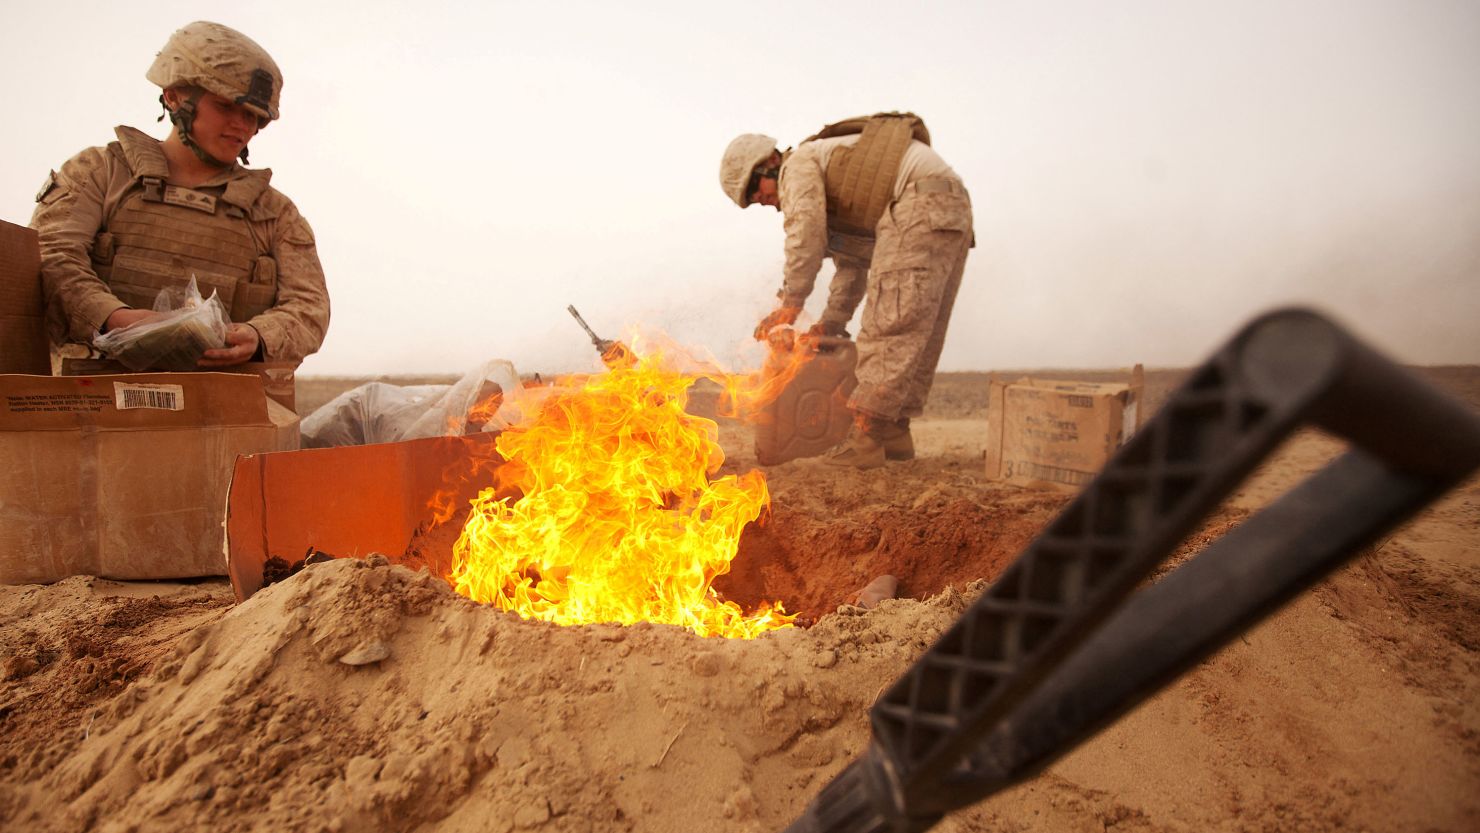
[2,0,1475,376]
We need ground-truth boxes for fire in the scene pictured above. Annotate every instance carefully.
[713,330,820,422]
[449,342,797,638]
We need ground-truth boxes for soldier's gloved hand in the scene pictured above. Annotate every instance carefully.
[807,319,850,339]
[753,306,802,341]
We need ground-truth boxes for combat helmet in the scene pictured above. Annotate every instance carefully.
[146,21,282,165]
[719,133,778,208]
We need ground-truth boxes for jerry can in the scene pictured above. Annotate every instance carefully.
[754,334,858,465]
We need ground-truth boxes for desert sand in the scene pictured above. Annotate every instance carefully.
[1,367,1476,833]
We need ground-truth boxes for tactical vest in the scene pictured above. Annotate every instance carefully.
[91,129,279,322]
[808,112,931,237]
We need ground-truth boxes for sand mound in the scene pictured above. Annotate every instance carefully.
[1,556,971,833]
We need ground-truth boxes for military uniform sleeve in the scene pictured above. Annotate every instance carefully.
[822,256,868,325]
[248,200,329,365]
[778,154,830,308]
[29,149,130,342]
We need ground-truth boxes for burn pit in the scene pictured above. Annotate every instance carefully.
[245,349,1079,634]
[388,478,1069,627]
[259,422,1072,635]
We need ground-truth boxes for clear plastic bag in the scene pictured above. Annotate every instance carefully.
[93,276,228,371]
[298,382,449,447]
[300,359,524,448]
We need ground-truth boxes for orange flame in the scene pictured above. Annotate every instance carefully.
[449,344,796,638]
[713,330,825,422]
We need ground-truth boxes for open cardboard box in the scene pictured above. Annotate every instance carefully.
[985,365,1145,492]
[225,431,503,602]
[0,372,299,584]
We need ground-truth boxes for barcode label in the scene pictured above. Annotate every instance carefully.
[114,383,185,411]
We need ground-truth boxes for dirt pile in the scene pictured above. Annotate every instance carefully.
[1,556,970,833]
[0,579,229,784]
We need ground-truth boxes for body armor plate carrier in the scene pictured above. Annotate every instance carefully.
[92,131,279,322]
[809,112,931,237]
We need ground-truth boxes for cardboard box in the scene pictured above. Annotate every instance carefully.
[985,366,1144,492]
[225,432,502,601]
[60,359,299,412]
[0,218,50,375]
[0,372,300,584]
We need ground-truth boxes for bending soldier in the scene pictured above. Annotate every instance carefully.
[720,113,973,469]
[30,21,329,372]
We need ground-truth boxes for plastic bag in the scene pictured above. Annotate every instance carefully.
[93,276,228,371]
[402,358,523,440]
[298,382,449,447]
[300,359,524,448]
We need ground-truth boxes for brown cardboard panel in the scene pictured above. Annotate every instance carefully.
[0,372,269,430]
[985,367,1145,492]
[0,219,41,309]
[0,315,50,375]
[0,372,299,584]
[61,359,298,412]
[226,431,503,602]
[0,219,49,374]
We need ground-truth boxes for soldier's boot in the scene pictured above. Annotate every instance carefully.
[878,418,914,462]
[823,414,888,470]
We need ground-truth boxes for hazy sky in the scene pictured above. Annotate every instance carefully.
[3,0,1477,377]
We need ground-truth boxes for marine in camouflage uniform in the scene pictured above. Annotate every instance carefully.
[720,115,973,468]
[30,21,329,372]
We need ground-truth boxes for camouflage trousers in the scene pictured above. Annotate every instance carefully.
[849,179,972,421]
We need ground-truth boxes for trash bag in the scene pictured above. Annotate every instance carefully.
[300,359,524,448]
[92,276,228,371]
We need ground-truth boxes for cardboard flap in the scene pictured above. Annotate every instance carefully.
[0,218,49,375]
[0,219,41,310]
[1014,377,1132,398]
[0,372,270,431]
[226,431,503,602]
[59,360,298,412]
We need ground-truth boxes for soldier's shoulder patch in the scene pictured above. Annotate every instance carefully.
[35,171,58,203]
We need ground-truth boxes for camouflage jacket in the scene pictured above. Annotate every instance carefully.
[30,126,329,367]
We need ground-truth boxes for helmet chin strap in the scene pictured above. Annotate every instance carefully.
[158,91,245,168]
